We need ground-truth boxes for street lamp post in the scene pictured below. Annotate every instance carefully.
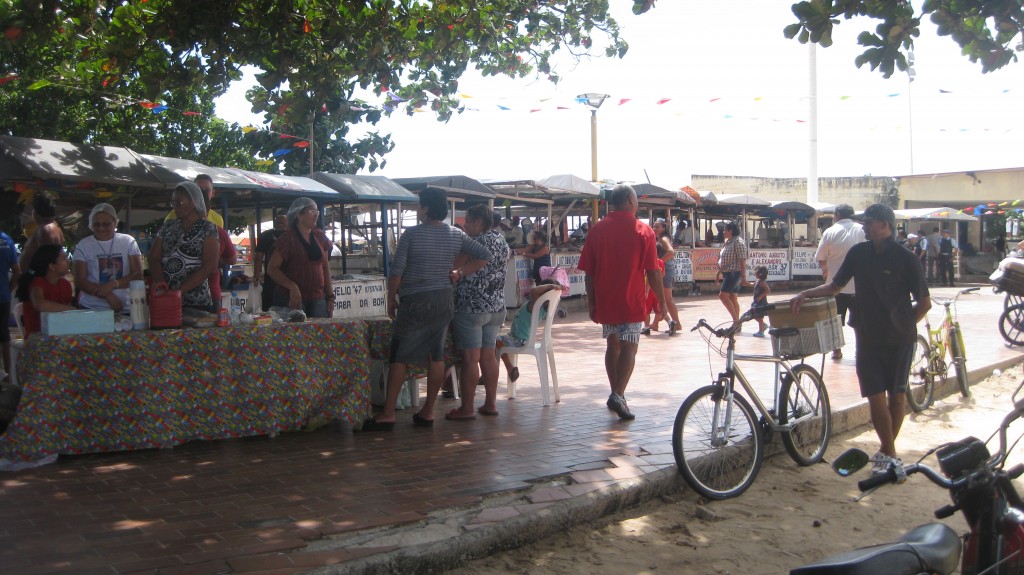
[578,92,610,222]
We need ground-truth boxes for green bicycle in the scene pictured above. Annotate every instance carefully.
[907,287,978,411]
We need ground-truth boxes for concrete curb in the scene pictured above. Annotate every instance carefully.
[299,354,1024,575]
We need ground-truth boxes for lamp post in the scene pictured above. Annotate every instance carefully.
[578,92,609,222]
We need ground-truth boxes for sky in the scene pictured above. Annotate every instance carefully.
[216,1,1024,189]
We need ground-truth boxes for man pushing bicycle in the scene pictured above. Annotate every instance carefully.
[791,203,931,476]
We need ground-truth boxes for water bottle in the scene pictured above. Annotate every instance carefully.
[129,280,148,330]
[230,290,241,326]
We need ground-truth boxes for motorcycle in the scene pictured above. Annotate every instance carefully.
[791,382,1024,575]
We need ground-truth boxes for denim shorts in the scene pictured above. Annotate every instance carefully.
[453,310,506,350]
[720,271,742,293]
[855,343,915,397]
[602,322,643,345]
[662,260,677,289]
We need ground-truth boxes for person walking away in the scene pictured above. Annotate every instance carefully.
[253,212,288,311]
[579,185,667,420]
[938,229,959,287]
[925,226,941,283]
[447,205,509,420]
[359,187,491,431]
[0,231,20,383]
[18,191,64,270]
[652,218,682,335]
[750,266,771,337]
[814,204,865,360]
[791,203,930,475]
[715,221,749,326]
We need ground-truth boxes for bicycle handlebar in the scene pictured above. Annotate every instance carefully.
[858,399,1024,493]
[692,304,777,339]
[931,286,980,307]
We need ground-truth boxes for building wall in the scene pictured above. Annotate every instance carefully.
[691,175,899,210]
[898,169,1024,208]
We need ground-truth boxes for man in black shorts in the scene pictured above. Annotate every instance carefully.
[791,204,930,475]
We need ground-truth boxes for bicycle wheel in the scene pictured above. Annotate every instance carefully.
[949,327,970,397]
[1005,292,1024,311]
[906,334,935,412]
[672,385,763,500]
[999,303,1024,346]
[779,365,832,466]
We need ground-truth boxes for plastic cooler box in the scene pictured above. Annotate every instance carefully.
[767,297,844,358]
[991,258,1024,297]
[41,309,115,336]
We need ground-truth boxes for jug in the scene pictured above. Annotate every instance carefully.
[149,282,182,329]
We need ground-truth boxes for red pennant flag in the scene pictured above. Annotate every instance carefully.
[656,98,671,105]
[0,74,18,85]
[292,141,310,148]
[278,134,297,139]
[182,111,201,116]
[618,99,631,105]
[138,101,159,109]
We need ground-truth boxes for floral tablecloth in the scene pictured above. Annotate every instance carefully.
[1,319,375,463]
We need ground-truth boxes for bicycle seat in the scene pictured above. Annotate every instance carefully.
[789,523,961,575]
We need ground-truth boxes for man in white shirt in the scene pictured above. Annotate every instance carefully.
[815,204,866,360]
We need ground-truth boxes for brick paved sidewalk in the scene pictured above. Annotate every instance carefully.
[1,286,1020,574]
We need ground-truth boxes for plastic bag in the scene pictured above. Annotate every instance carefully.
[246,283,262,314]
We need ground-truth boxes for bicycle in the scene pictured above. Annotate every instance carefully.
[672,306,832,500]
[907,287,979,412]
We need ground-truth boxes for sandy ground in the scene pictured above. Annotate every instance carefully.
[450,363,1024,575]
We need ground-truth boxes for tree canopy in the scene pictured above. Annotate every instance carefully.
[786,0,1024,77]
[0,1,626,175]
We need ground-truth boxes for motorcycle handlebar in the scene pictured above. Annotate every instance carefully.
[857,463,956,492]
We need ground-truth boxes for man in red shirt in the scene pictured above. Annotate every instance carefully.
[579,185,667,420]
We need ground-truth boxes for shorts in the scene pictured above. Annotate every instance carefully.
[453,310,506,350]
[662,260,677,289]
[720,271,742,294]
[855,343,915,397]
[389,288,454,364]
[602,322,643,345]
[835,293,856,327]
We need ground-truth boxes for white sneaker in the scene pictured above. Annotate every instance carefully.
[869,451,903,476]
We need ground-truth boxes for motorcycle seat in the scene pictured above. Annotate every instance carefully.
[790,523,961,575]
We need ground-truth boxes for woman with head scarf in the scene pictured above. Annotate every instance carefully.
[149,181,220,311]
[266,197,334,318]
[73,203,143,312]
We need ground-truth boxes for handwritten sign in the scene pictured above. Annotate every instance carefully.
[692,248,722,281]
[747,249,790,281]
[674,250,693,283]
[553,252,586,297]
[791,247,822,276]
[330,277,387,318]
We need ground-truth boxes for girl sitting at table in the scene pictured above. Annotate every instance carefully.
[15,244,75,337]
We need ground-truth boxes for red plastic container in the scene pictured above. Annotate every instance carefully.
[149,282,182,329]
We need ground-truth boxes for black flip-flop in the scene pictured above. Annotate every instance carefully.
[357,417,395,432]
[412,412,434,427]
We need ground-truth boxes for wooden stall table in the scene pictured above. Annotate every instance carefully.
[0,319,376,466]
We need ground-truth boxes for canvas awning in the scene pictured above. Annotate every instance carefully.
[0,135,164,190]
[313,172,417,203]
[392,175,495,199]
[137,154,255,190]
[629,183,697,206]
[894,207,978,222]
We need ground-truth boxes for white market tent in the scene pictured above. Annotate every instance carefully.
[894,206,978,222]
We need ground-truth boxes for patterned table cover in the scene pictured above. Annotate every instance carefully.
[1,319,375,462]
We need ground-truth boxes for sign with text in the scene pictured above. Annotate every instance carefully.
[747,249,790,282]
[692,248,722,281]
[330,277,387,318]
[791,247,823,276]
[674,250,693,283]
[553,252,586,297]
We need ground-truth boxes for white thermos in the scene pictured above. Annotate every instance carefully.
[129,280,149,330]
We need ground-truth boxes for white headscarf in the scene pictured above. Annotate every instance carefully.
[287,197,317,227]
[88,203,119,232]
[174,181,206,216]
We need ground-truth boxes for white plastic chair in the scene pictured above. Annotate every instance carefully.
[503,289,561,406]
[9,301,24,388]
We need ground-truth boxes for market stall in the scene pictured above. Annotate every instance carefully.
[895,206,978,281]
[1,318,386,465]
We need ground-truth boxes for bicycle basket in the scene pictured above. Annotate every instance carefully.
[770,316,844,359]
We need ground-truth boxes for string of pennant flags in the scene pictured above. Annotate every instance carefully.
[5,72,1023,163]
